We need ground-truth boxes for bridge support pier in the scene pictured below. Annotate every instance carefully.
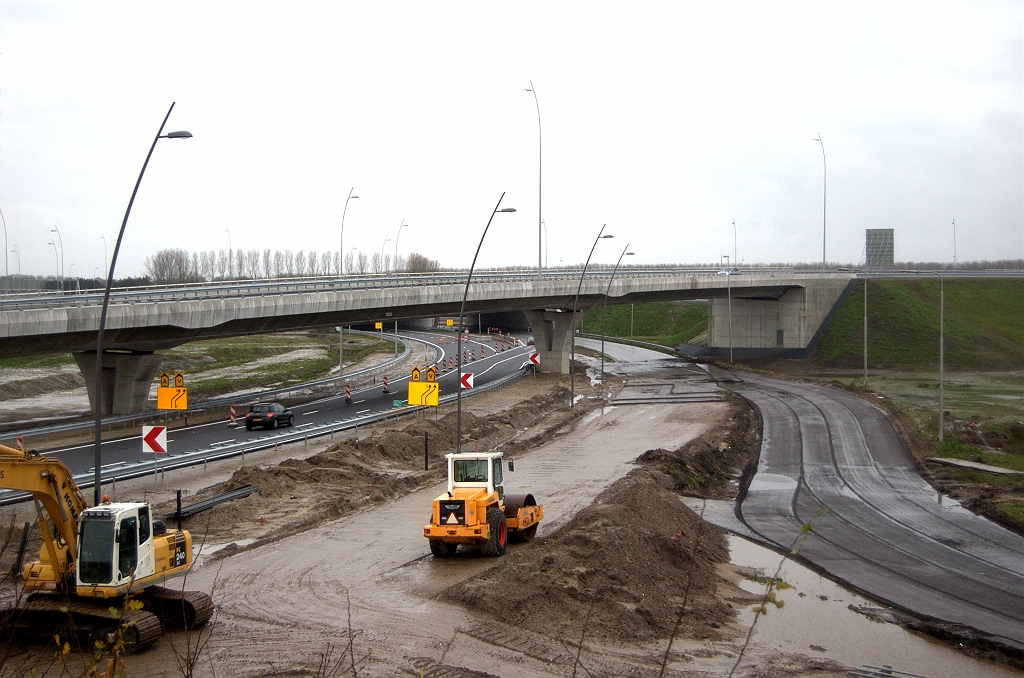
[523,310,580,374]
[73,350,164,416]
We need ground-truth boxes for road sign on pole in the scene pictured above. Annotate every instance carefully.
[460,373,474,389]
[157,387,188,410]
[411,366,421,382]
[142,425,168,454]
[408,381,439,406]
[530,353,540,365]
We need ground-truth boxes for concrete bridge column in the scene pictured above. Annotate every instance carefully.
[523,309,580,374]
[73,350,164,416]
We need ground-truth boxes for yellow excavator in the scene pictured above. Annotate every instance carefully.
[0,443,213,652]
[424,451,543,557]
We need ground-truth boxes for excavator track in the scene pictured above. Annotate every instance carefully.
[14,596,163,653]
[140,585,215,630]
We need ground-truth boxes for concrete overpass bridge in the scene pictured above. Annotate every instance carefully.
[0,269,859,414]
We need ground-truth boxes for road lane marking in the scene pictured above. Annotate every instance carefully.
[303,410,319,416]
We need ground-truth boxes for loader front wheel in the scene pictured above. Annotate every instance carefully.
[481,506,507,557]
[429,539,456,558]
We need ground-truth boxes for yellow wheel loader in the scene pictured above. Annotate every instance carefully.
[0,444,213,652]
[424,451,543,557]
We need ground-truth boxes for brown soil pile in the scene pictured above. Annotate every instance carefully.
[438,402,758,645]
[165,387,589,548]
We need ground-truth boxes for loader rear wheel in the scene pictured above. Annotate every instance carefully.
[481,506,507,557]
[429,539,456,558]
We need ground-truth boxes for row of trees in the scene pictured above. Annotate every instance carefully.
[143,248,442,285]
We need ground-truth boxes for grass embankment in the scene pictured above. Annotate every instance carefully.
[158,329,392,398]
[578,300,708,347]
[815,279,1024,371]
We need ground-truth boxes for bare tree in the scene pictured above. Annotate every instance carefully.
[383,253,392,273]
[295,250,307,277]
[370,252,382,274]
[344,250,355,274]
[273,250,284,278]
[356,251,368,274]
[145,249,202,284]
[216,249,228,279]
[405,252,441,273]
[320,251,332,277]
[234,249,245,280]
[307,250,319,277]
[245,250,260,280]
[284,250,295,277]
[262,249,272,279]
[332,251,340,276]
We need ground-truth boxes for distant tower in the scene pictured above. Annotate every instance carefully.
[866,229,894,269]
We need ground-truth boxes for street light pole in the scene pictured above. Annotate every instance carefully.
[863,274,868,388]
[100,235,108,281]
[524,81,542,279]
[570,226,613,407]
[225,228,232,279]
[48,241,59,283]
[457,193,516,453]
[380,237,391,274]
[92,102,191,506]
[395,219,408,273]
[732,218,737,268]
[340,188,358,275]
[601,246,633,384]
[0,206,7,279]
[814,133,827,271]
[10,244,20,276]
[952,219,956,269]
[937,271,945,442]
[50,226,64,291]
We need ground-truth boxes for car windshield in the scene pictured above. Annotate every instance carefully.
[251,405,270,413]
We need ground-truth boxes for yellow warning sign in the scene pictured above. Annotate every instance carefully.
[174,372,184,387]
[159,372,170,388]
[425,366,437,383]
[375,321,383,329]
[157,387,188,411]
[410,366,421,382]
[446,319,454,327]
[408,381,439,407]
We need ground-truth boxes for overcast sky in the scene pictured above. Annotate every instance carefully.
[1,1,1021,278]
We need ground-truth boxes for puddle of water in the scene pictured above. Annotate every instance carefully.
[195,538,257,564]
[729,536,1020,678]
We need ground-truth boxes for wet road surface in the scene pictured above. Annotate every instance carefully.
[735,374,1024,650]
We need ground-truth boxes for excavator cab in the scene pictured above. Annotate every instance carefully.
[74,503,161,591]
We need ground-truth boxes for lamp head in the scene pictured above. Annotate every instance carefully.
[164,130,193,139]
[499,208,517,213]
[601,235,614,239]
[626,252,635,256]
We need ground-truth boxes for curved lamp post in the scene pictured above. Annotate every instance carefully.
[339,188,358,275]
[524,81,542,279]
[813,133,826,271]
[100,235,108,282]
[395,219,408,273]
[0,206,7,279]
[47,240,60,282]
[600,245,633,384]
[570,226,613,407]
[92,102,191,506]
[456,193,516,453]
[50,226,64,291]
[10,244,19,276]
[380,237,391,274]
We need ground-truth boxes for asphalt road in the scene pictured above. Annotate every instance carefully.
[735,374,1024,650]
[43,330,533,476]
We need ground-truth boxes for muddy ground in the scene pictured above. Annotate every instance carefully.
[0,367,859,677]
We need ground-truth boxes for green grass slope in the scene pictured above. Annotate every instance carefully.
[814,279,1024,370]
[578,301,707,347]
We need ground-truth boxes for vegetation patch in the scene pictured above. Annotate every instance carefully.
[815,279,1024,370]
[579,300,707,348]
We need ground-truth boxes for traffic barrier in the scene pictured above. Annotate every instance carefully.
[345,383,352,403]
[471,349,476,361]
[383,375,389,393]
[228,404,237,427]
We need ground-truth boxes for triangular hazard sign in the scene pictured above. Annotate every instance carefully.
[445,513,459,525]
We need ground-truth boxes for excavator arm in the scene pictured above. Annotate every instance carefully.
[0,443,89,588]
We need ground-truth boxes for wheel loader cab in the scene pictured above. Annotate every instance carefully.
[448,453,503,502]
[77,503,156,588]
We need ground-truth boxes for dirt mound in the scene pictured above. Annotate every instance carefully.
[0,372,84,402]
[167,387,583,547]
[438,423,750,645]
